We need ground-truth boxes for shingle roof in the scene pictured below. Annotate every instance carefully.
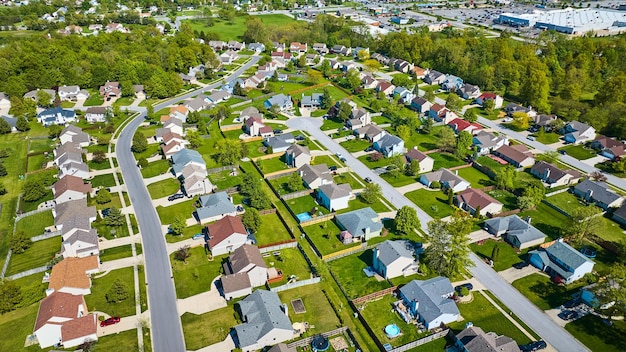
[53,175,92,197]
[227,244,267,273]
[318,183,352,200]
[64,228,98,248]
[531,161,581,183]
[234,290,293,349]
[172,149,205,174]
[484,215,546,245]
[35,292,87,331]
[375,240,415,266]
[473,131,506,149]
[456,326,521,352]
[574,180,621,206]
[457,188,502,210]
[221,272,251,293]
[206,214,245,248]
[1,115,16,128]
[399,277,459,324]
[422,168,468,189]
[198,192,237,221]
[54,199,97,225]
[298,164,332,186]
[60,315,97,342]
[376,133,403,150]
[286,143,309,158]
[545,241,592,271]
[49,256,99,291]
[265,133,295,150]
[494,144,534,164]
[335,207,383,238]
[405,148,431,163]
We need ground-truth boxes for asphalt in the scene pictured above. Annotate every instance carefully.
[117,56,259,352]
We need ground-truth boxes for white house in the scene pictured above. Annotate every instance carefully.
[298,164,333,189]
[52,175,93,204]
[530,161,583,188]
[37,107,76,126]
[317,183,352,211]
[61,228,99,259]
[529,239,594,284]
[398,277,459,330]
[48,256,99,295]
[34,292,98,348]
[420,169,470,193]
[221,244,268,300]
[206,215,247,256]
[455,188,503,217]
[285,144,311,169]
[59,125,90,147]
[197,192,238,225]
[484,215,546,250]
[373,240,419,279]
[563,121,596,145]
[373,134,405,157]
[84,107,108,123]
[404,147,434,174]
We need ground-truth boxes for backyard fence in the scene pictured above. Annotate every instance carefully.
[388,329,451,352]
[281,189,314,200]
[449,163,472,171]
[31,230,61,242]
[352,286,397,305]
[258,208,277,215]
[300,212,336,226]
[472,161,496,179]
[541,199,571,218]
[490,208,521,218]
[265,169,297,180]
[206,165,236,174]
[254,152,286,163]
[259,239,298,253]
[220,124,242,131]
[545,187,571,195]
[269,277,321,293]
[242,136,264,143]
[224,187,239,195]
[322,242,375,262]
[286,327,348,348]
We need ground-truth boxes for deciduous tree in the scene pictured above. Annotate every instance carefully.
[424,212,474,277]
[567,206,602,244]
[242,208,262,233]
[131,131,148,153]
[394,206,420,235]
[436,127,456,153]
[95,189,112,204]
[360,183,382,204]
[170,214,186,236]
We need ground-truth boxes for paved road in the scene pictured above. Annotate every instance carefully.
[469,253,589,352]
[285,117,433,232]
[117,56,259,352]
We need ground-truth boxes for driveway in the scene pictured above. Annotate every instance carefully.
[177,277,226,315]
[498,265,543,284]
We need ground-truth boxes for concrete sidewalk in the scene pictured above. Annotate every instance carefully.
[143,172,175,186]
[90,168,117,177]
[177,277,226,315]
[192,334,235,352]
[499,265,544,284]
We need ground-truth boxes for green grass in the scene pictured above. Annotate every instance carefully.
[269,174,307,195]
[558,144,597,160]
[6,236,60,276]
[534,131,560,144]
[544,192,586,215]
[208,169,243,190]
[457,167,493,188]
[171,246,226,299]
[595,216,626,244]
[147,178,181,199]
[338,196,391,214]
[303,220,360,257]
[430,152,466,170]
[311,155,341,168]
[19,189,53,213]
[405,189,456,219]
[448,293,533,345]
[181,307,239,351]
[99,244,134,262]
[85,267,136,317]
[380,171,418,187]
[156,199,196,225]
[92,329,138,351]
[512,273,586,310]
[278,284,342,335]
[257,156,290,174]
[255,212,293,245]
[333,173,364,190]
[386,126,441,152]
[90,173,117,188]
[26,153,48,172]
[470,239,524,271]
[88,159,112,171]
[486,189,518,211]
[133,143,160,161]
[328,249,392,299]
[286,195,330,216]
[92,215,130,240]
[519,202,570,240]
[166,224,205,243]
[476,155,507,172]
[15,210,53,237]
[0,303,40,352]
[140,159,171,178]
[83,94,105,106]
[87,192,123,211]
[264,247,311,287]
[321,117,345,131]
[565,315,626,352]
[468,106,503,121]
[112,96,135,107]
[340,138,371,153]
[357,154,393,170]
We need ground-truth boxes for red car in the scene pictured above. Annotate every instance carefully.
[100,316,121,327]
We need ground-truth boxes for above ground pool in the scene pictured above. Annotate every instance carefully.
[385,324,401,338]
[311,335,330,351]
[296,212,312,222]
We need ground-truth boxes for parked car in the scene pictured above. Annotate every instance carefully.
[513,261,528,269]
[526,136,535,141]
[520,340,547,351]
[340,157,347,162]
[295,135,305,141]
[335,152,343,158]
[192,234,204,240]
[346,135,356,140]
[273,129,283,134]
[455,283,474,296]
[329,166,338,171]
[364,177,372,183]
[168,193,184,201]
[100,316,121,327]
[559,150,567,155]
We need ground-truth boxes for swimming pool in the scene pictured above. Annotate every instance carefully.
[385,324,401,338]
[296,212,312,222]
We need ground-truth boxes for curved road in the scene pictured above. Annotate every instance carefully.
[117,56,259,352]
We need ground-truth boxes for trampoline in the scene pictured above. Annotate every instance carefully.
[385,324,401,338]
[311,335,330,351]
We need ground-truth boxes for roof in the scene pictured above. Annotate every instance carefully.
[318,183,352,200]
[479,92,499,100]
[411,97,430,106]
[545,240,593,271]
[430,103,445,112]
[181,164,206,179]
[494,144,534,164]
[405,148,431,163]
[227,244,267,274]
[64,228,98,248]
[55,142,83,157]
[473,131,506,149]
[484,215,546,244]
[375,134,403,150]
[206,214,245,247]
[240,107,259,118]
[49,256,99,291]
[457,188,502,210]
[335,207,383,238]
[448,118,482,133]
[265,133,295,150]
[1,115,16,128]
[85,106,107,115]
[265,94,291,107]
[301,93,322,106]
[358,124,384,139]
[377,81,394,92]
[54,175,92,197]
[574,180,621,206]
[613,203,626,220]
[298,163,332,186]
[198,192,237,221]
[456,326,521,352]
[54,199,97,225]
[566,120,594,134]
[531,161,582,182]
[375,240,415,266]
[234,290,293,349]
[38,107,76,119]
[35,291,87,331]
[286,143,310,157]
[172,149,205,173]
[422,169,468,189]
[60,315,97,342]
[221,272,252,293]
[268,343,296,352]
[399,277,459,324]
[60,125,90,144]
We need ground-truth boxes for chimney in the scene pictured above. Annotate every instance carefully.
[545,168,550,179]
[364,227,371,239]
[525,216,532,224]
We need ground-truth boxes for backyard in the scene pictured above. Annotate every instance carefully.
[257,156,291,175]
[430,152,466,170]
[6,236,60,276]
[85,267,136,317]
[263,247,311,287]
[208,168,243,190]
[15,210,53,236]
[486,189,518,211]
[278,284,342,335]
[171,246,226,299]
[302,220,360,257]
[286,194,330,217]
[328,249,393,299]
[456,167,493,189]
[518,203,571,240]
[269,174,307,195]
[254,212,293,245]
[181,307,239,351]
[404,189,456,219]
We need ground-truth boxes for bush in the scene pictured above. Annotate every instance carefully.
[95,189,112,204]
[10,231,32,254]
[430,181,441,189]
[460,287,470,297]
[105,279,130,303]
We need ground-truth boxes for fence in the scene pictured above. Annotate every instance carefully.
[388,329,451,352]
[541,199,571,218]
[259,239,298,253]
[206,165,236,174]
[286,327,348,348]
[0,249,11,278]
[31,230,61,242]
[322,242,375,262]
[258,208,277,215]
[219,124,242,131]
[242,136,264,143]
[254,152,285,163]
[300,212,336,226]
[490,208,521,218]
[265,169,297,180]
[545,187,571,196]
[449,163,472,171]
[352,286,397,305]
[472,161,496,179]
[282,189,313,200]
[269,277,321,293]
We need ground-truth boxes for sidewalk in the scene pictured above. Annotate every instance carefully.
[166,238,204,255]
[90,168,117,177]
[97,311,150,337]
[99,236,140,250]
[192,334,235,352]
[143,172,175,186]
[177,277,226,315]
[477,289,538,341]
[100,256,143,272]
[395,182,424,194]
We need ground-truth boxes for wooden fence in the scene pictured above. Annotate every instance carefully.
[259,239,298,253]
[254,152,285,163]
[490,208,521,218]
[472,161,496,179]
[321,241,371,262]
[219,124,243,131]
[301,212,336,226]
[286,327,348,348]
[258,208,277,215]
[262,166,297,179]
[352,286,397,305]
[206,165,236,174]
[282,189,313,200]
[388,329,451,352]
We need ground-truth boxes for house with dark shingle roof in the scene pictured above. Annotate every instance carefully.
[612,203,626,226]
[221,244,268,300]
[529,239,594,284]
[458,83,481,100]
[372,240,418,279]
[454,325,521,352]
[59,125,90,147]
[37,107,76,127]
[573,179,623,210]
[563,121,596,145]
[484,215,546,250]
[410,96,432,113]
[530,161,582,188]
[264,133,295,153]
[317,183,352,211]
[374,133,404,157]
[298,164,333,189]
[455,188,503,217]
[404,147,434,173]
[264,94,292,111]
[34,291,97,348]
[53,199,97,231]
[492,144,535,168]
[424,69,446,85]
[61,228,99,259]
[335,207,383,242]
[53,175,93,204]
[420,168,470,193]
[398,277,459,330]
[472,131,507,155]
[205,214,247,256]
[592,135,626,160]
[197,192,238,225]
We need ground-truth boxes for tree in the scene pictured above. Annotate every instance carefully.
[307,69,324,85]
[13,115,28,132]
[455,131,473,158]
[0,119,11,134]
[357,49,370,61]
[464,108,478,123]
[517,196,535,211]
[36,90,52,108]
[131,131,147,153]
[286,61,294,72]
[424,213,474,277]
[242,16,268,43]
[491,244,500,262]
[287,172,302,192]
[105,207,125,227]
[95,189,112,204]
[361,183,382,204]
[10,231,32,254]
[589,171,607,182]
[406,159,421,176]
[233,82,246,97]
[483,99,495,114]
[436,127,456,152]
[186,129,203,149]
[250,188,272,210]
[186,111,200,124]
[511,111,531,130]
[370,152,383,162]
[520,184,545,209]
[0,279,22,314]
[396,124,412,141]
[175,245,191,264]
[391,75,411,88]
[146,104,155,121]
[242,208,262,233]
[495,166,517,191]
[337,102,353,121]
[422,118,434,134]
[0,162,6,176]
[137,157,148,168]
[92,150,107,163]
[22,178,46,202]
[215,139,243,165]
[445,94,462,112]
[567,206,602,244]
[423,88,435,102]
[520,64,550,113]
[363,59,381,72]
[592,263,626,317]
[345,69,361,92]
[49,124,63,138]
[0,182,5,195]
[105,279,130,303]
[297,55,307,68]
[395,206,420,235]
[320,89,332,110]
[170,214,186,236]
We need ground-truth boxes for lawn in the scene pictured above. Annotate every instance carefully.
[15,210,53,237]
[486,189,518,211]
[277,284,342,336]
[519,202,570,240]
[333,173,364,190]
[90,173,117,188]
[328,249,392,299]
[171,246,226,299]
[565,315,626,352]
[448,293,533,345]
[468,106,503,121]
[140,159,171,178]
[558,144,597,160]
[83,94,104,106]
[19,189,53,213]
[357,154,393,170]
[303,220,360,257]
[147,178,181,199]
[92,215,130,240]
[311,155,341,168]
[156,199,196,225]
[27,153,48,172]
[321,117,345,131]
[208,168,243,190]
[166,224,205,244]
[181,307,239,351]
[470,239,524,271]
[112,96,134,107]
[257,156,290,174]
[92,329,138,352]
[340,139,371,153]
[254,212,293,246]
[99,244,134,262]
[456,167,493,188]
[533,131,560,144]
[338,196,391,214]
[6,236,60,276]
[85,267,136,317]
[132,143,160,161]
[476,155,507,172]
[298,84,349,103]
[386,127,440,152]
[0,303,41,352]
[405,189,456,219]
[264,247,311,287]
[512,273,586,310]
[269,174,307,195]
[380,171,418,188]
[88,159,112,171]
[87,192,123,211]
[185,14,295,41]
[286,195,330,217]
[544,192,586,216]
[430,152,466,170]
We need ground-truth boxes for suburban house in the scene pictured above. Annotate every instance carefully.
[372,240,419,279]
[59,125,90,147]
[355,124,385,142]
[533,114,557,129]
[305,53,319,65]
[228,41,245,51]
[162,139,187,157]
[530,161,583,188]
[285,144,311,169]
[455,188,503,217]
[335,207,383,243]
[563,121,596,145]
[572,179,624,210]
[453,325,521,352]
[180,170,211,197]
[170,105,190,122]
[54,142,82,161]
[591,135,626,160]
[233,290,293,352]
[376,81,396,96]
[158,118,184,137]
[219,50,239,64]
[264,94,293,111]
[221,244,268,300]
[84,107,108,123]
[313,43,328,54]
[245,116,271,137]
[393,86,415,104]
[0,92,10,111]
[342,61,358,72]
[374,133,405,157]
[24,88,56,105]
[0,115,16,132]
[53,199,97,231]
[172,149,205,177]
[57,156,89,179]
[404,147,434,173]
[248,42,265,53]
[331,45,352,56]
[207,91,231,104]
[475,93,504,109]
[612,203,626,226]
[492,144,535,168]
[53,175,93,204]
[99,81,120,99]
[472,131,507,155]
[317,183,352,211]
[529,239,595,284]
[209,41,226,50]
[197,192,238,225]
[34,292,98,348]
[442,75,463,92]
[268,344,295,352]
[37,107,77,126]
[428,104,458,124]
[264,133,296,154]
[397,277,460,330]
[410,97,432,113]
[300,93,323,109]
[447,118,483,135]
[206,215,248,256]
[484,215,547,250]
[346,108,371,130]
[48,256,99,295]
[361,75,379,89]
[458,83,481,100]
[289,42,307,54]
[424,69,446,85]
[394,59,413,73]
[420,169,471,193]
[298,164,333,189]
[504,103,536,118]
[61,228,99,259]
[58,86,89,101]
[185,95,210,113]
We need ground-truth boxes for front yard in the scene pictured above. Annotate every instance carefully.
[511,273,586,310]
[328,249,393,299]
[558,144,597,160]
[156,199,196,225]
[140,159,171,178]
[85,267,136,317]
[171,246,226,299]
[311,155,342,169]
[404,189,456,219]
[147,178,181,199]
[470,239,525,272]
[181,307,239,351]
[340,138,371,153]
[565,315,626,352]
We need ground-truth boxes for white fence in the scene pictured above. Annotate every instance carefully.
[269,277,321,293]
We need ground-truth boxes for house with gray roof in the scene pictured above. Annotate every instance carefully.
[374,133,404,157]
[612,203,626,226]
[530,161,582,188]
[264,94,292,111]
[529,239,594,284]
[420,168,470,193]
[458,83,481,100]
[298,164,333,189]
[264,133,295,153]
[563,121,596,145]
[355,124,385,142]
[248,42,266,53]
[335,207,383,242]
[0,115,17,132]
[285,144,310,169]
[221,244,268,300]
[184,95,210,112]
[37,107,76,126]
[424,69,446,85]
[484,215,546,250]
[24,89,56,105]
[58,158,89,179]
[398,277,459,330]
[233,290,293,352]
[492,144,535,168]
[472,131,508,155]
[317,183,352,211]
[373,240,418,279]
[171,149,206,176]
[207,90,231,104]
[405,147,434,173]
[59,125,90,147]
[196,191,237,224]
[573,179,623,210]
[61,228,99,259]
[453,325,521,352]
[300,93,323,109]
[58,85,89,101]
[53,199,97,231]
